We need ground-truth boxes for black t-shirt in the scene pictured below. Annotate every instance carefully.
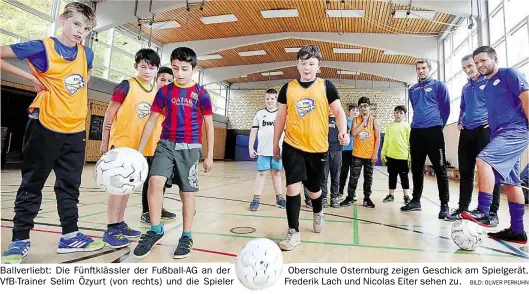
[277,79,340,105]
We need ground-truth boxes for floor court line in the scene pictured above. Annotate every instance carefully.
[353,203,359,245]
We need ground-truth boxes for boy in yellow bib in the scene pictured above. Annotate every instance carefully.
[273,45,349,251]
[99,49,160,248]
[1,2,103,264]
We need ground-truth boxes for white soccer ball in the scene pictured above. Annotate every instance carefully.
[451,219,486,251]
[235,238,283,290]
[94,147,149,195]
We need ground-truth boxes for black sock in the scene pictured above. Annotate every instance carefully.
[107,222,120,229]
[286,194,301,232]
[311,195,323,213]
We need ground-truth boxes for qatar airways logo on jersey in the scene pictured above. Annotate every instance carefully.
[171,96,197,108]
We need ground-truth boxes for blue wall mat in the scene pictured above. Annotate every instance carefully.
[235,135,258,161]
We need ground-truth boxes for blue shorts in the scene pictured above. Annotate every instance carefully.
[257,155,282,171]
[478,129,529,185]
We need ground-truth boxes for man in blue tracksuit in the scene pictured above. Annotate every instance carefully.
[401,59,451,219]
[446,54,501,225]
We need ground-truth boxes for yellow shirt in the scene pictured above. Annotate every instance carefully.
[27,38,88,133]
[352,116,376,159]
[284,78,329,153]
[381,121,410,160]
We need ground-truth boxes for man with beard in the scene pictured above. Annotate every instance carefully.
[462,46,528,244]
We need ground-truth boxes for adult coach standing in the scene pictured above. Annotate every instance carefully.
[401,59,451,219]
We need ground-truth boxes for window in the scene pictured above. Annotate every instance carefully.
[508,23,529,66]
[112,30,142,56]
[0,1,53,41]
[488,0,503,12]
[445,58,452,79]
[444,36,451,57]
[0,31,18,45]
[472,32,478,49]
[205,82,227,116]
[448,98,462,125]
[494,41,507,67]
[490,8,505,44]
[453,25,469,47]
[192,70,200,83]
[109,50,136,79]
[16,0,54,15]
[505,0,529,30]
[518,61,529,78]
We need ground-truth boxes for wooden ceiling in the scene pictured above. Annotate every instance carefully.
[127,0,452,43]
[197,38,418,68]
[226,66,400,83]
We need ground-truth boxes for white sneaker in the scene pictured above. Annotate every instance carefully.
[279,228,301,251]
[313,211,324,233]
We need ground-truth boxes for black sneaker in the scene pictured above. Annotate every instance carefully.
[140,212,151,224]
[403,195,411,205]
[461,209,491,227]
[438,203,450,219]
[445,208,466,222]
[340,196,357,207]
[133,230,164,259]
[400,200,421,212]
[173,236,193,259]
[363,198,375,208]
[161,208,176,219]
[488,212,499,227]
[383,195,394,202]
[488,228,527,244]
[304,199,312,208]
[331,198,340,208]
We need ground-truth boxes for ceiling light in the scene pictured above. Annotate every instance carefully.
[261,9,299,18]
[326,9,364,18]
[284,47,301,53]
[261,71,283,76]
[238,50,266,57]
[200,14,238,24]
[197,54,222,60]
[147,21,180,29]
[337,70,359,75]
[333,48,362,54]
[383,50,401,55]
[240,75,248,78]
[394,10,436,20]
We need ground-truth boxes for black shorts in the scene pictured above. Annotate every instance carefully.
[282,142,325,193]
[387,157,409,174]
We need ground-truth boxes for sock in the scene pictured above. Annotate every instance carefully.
[311,196,323,213]
[286,195,301,232]
[62,231,79,240]
[107,222,120,229]
[151,224,164,235]
[182,232,192,239]
[276,194,284,200]
[508,202,525,234]
[252,195,260,202]
[477,191,493,215]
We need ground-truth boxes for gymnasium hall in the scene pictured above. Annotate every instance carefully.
[1,0,528,264]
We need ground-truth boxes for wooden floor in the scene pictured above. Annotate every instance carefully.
[1,161,528,263]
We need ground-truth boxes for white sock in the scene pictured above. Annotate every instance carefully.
[62,231,79,239]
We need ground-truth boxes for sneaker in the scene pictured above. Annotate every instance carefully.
[488,212,499,227]
[249,200,260,211]
[322,198,328,208]
[103,227,130,249]
[1,240,30,264]
[276,197,286,209]
[461,209,491,227]
[141,212,151,224]
[331,198,340,208]
[57,232,105,254]
[173,236,193,259]
[133,230,164,259]
[279,229,301,251]
[161,208,176,219]
[488,228,527,244]
[305,199,312,208]
[340,196,357,207]
[400,200,421,212]
[404,195,411,204]
[363,198,375,208]
[439,203,450,219]
[383,195,394,203]
[445,208,466,222]
[119,222,141,238]
[313,211,324,233]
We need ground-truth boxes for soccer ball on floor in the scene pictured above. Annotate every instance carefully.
[94,147,149,195]
[451,219,486,251]
[235,238,283,290]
